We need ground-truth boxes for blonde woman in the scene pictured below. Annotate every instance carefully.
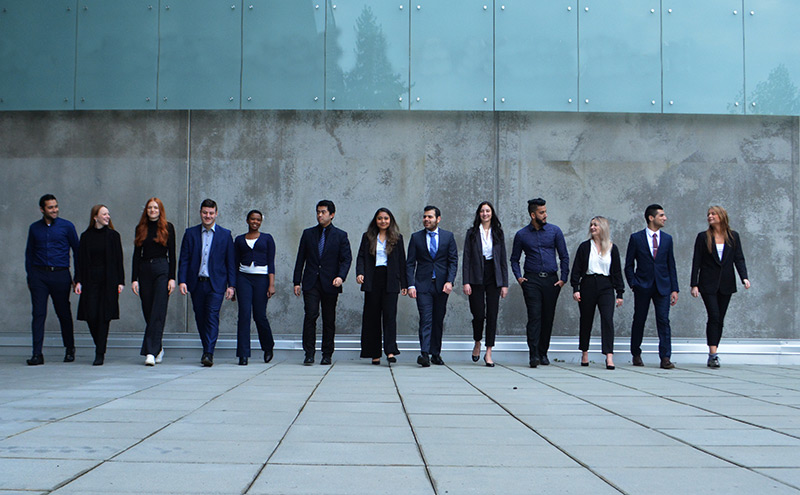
[570,217,624,369]
[690,206,750,368]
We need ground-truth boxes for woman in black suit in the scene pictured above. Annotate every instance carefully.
[356,208,407,365]
[74,205,125,366]
[570,216,624,370]
[690,206,750,368]
[462,201,508,367]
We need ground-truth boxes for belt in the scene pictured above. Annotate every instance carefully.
[197,276,210,282]
[534,271,557,278]
[584,273,609,278]
[145,257,167,264]
[34,266,68,272]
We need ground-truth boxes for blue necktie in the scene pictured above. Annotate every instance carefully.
[318,228,326,258]
[429,231,437,278]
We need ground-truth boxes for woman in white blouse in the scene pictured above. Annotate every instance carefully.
[234,210,276,366]
[462,201,509,367]
[570,216,624,369]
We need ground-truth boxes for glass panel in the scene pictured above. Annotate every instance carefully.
[495,0,577,112]
[579,0,661,113]
[0,0,76,111]
[744,0,800,116]
[325,1,409,110]
[410,0,493,111]
[75,0,158,110]
[663,1,744,115]
[158,0,242,110]
[242,0,324,110]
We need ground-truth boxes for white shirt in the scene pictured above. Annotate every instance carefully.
[375,237,388,267]
[586,240,611,276]
[479,225,493,260]
[716,243,725,260]
[646,227,660,258]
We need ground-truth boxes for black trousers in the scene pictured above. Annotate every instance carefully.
[360,266,400,358]
[701,291,732,347]
[302,279,338,357]
[82,277,110,356]
[468,259,500,347]
[87,319,110,355]
[28,268,74,356]
[522,272,561,359]
[577,275,615,355]
[138,258,170,356]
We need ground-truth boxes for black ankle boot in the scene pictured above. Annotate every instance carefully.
[93,354,104,366]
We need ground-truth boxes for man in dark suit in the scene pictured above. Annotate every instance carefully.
[293,200,352,365]
[625,204,679,369]
[178,199,236,367]
[406,206,459,367]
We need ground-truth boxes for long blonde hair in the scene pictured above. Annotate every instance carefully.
[589,216,611,255]
[705,205,733,253]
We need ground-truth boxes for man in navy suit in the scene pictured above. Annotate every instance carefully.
[625,204,679,369]
[178,199,236,367]
[293,200,352,365]
[406,206,459,367]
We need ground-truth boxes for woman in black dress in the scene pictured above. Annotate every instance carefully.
[356,208,407,365]
[462,201,508,367]
[131,198,176,366]
[690,206,750,368]
[74,205,125,365]
[570,216,624,369]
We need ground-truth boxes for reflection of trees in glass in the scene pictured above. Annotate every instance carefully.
[731,64,800,115]
[343,6,406,109]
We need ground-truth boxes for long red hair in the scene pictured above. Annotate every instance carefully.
[134,198,169,247]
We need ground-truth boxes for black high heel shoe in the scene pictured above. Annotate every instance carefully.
[387,355,397,363]
[605,357,615,370]
[483,355,495,367]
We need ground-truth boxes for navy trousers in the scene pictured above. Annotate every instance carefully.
[29,268,74,356]
[190,279,224,354]
[416,288,448,356]
[630,285,672,359]
[236,272,274,358]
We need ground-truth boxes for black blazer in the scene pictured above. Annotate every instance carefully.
[462,227,509,288]
[690,231,748,295]
[406,228,459,293]
[570,240,625,299]
[293,224,352,294]
[355,233,408,293]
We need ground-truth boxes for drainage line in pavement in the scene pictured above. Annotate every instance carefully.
[447,364,627,495]
[242,363,334,494]
[390,364,439,495]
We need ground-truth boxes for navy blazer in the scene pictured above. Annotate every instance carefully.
[234,233,276,274]
[293,224,352,294]
[462,227,509,288]
[624,229,679,296]
[355,233,408,293]
[690,231,748,295]
[178,224,236,293]
[406,228,459,293]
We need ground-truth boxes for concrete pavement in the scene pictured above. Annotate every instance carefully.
[1,350,799,494]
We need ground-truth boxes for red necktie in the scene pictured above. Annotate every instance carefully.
[652,233,658,259]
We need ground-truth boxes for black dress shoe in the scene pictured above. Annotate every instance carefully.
[430,355,444,365]
[64,347,75,363]
[239,357,248,366]
[303,355,314,365]
[539,354,550,366]
[484,355,495,367]
[92,354,104,366]
[320,356,332,365]
[529,357,540,368]
[371,359,381,365]
[632,355,644,366]
[26,354,44,366]
[387,355,397,363]
[660,357,675,369]
[417,353,430,367]
[264,350,274,363]
[201,353,214,367]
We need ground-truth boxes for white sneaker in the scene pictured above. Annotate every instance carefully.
[155,349,164,364]
[145,354,155,366]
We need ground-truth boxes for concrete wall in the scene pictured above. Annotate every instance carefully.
[1,110,797,342]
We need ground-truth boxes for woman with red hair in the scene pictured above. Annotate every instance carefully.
[131,198,176,366]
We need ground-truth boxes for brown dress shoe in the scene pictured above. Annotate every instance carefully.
[660,357,675,369]
[632,355,644,366]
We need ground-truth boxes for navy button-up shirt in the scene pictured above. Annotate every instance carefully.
[510,222,569,282]
[25,217,80,276]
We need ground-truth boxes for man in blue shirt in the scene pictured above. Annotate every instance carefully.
[510,198,569,368]
[25,194,80,365]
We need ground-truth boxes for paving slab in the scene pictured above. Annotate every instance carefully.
[560,445,733,468]
[249,464,434,494]
[0,458,100,491]
[427,466,621,495]
[269,441,423,466]
[113,438,278,464]
[593,467,800,494]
